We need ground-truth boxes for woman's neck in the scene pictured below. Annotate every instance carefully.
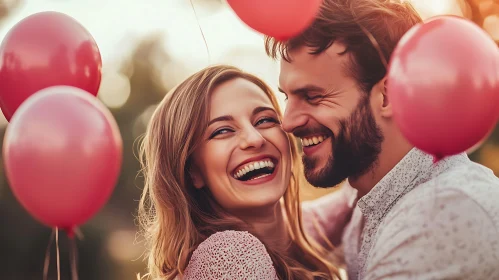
[232,203,291,253]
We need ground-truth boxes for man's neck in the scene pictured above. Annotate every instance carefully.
[350,135,413,198]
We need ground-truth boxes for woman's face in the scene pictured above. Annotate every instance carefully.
[191,77,292,213]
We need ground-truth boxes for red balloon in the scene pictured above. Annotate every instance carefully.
[387,16,499,160]
[0,11,102,121]
[226,0,322,41]
[3,86,122,235]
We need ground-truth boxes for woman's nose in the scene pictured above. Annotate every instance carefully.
[239,127,266,150]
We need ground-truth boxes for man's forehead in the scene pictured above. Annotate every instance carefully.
[279,43,348,90]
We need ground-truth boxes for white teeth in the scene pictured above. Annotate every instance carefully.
[234,159,275,179]
[249,174,271,181]
[301,135,328,147]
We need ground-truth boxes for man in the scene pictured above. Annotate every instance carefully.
[267,0,499,279]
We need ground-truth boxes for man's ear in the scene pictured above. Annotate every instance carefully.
[377,77,392,117]
[190,164,205,189]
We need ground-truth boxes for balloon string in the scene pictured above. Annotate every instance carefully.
[189,0,211,63]
[74,227,84,240]
[43,228,56,280]
[357,23,388,70]
[70,236,79,280]
[56,227,61,280]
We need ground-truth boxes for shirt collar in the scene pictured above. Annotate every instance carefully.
[355,148,468,218]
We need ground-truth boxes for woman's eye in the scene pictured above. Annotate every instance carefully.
[256,117,279,126]
[209,128,233,139]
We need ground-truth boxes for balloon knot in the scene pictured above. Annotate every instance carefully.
[65,226,75,239]
[433,155,443,164]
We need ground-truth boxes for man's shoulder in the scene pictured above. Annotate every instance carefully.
[389,160,499,227]
[367,163,499,280]
[362,159,499,279]
[433,159,499,193]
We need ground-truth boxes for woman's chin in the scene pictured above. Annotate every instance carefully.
[228,194,284,214]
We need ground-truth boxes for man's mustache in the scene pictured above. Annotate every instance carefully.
[292,125,333,139]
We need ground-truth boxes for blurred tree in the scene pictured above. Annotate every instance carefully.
[84,33,172,279]
[462,0,499,168]
[463,0,499,44]
[0,0,22,22]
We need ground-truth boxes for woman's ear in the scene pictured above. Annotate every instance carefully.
[190,164,205,189]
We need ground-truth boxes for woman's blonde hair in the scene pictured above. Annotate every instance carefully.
[138,65,341,279]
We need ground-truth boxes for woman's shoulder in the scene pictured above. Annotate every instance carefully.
[197,230,266,252]
[183,230,278,279]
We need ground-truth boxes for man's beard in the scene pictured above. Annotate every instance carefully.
[302,96,384,188]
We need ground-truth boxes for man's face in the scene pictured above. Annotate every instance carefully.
[278,43,384,187]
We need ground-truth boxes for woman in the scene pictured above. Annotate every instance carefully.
[137,65,347,279]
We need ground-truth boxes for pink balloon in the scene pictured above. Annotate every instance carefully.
[3,86,122,235]
[226,0,322,41]
[387,16,499,160]
[0,11,102,121]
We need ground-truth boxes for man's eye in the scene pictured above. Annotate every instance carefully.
[307,95,322,101]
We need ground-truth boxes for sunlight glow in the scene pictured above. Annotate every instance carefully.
[411,0,463,19]
[483,15,499,40]
[107,230,143,262]
[0,0,493,114]
[98,71,131,109]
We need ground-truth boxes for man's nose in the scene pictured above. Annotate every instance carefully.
[282,99,308,133]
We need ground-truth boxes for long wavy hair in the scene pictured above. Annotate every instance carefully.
[137,65,342,280]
